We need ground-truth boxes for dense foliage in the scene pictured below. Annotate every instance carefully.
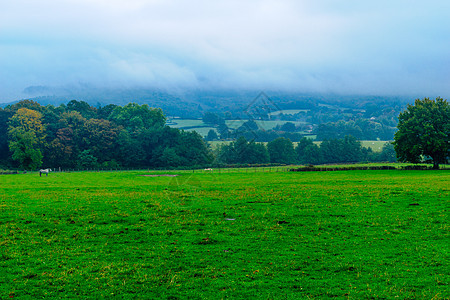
[394,97,449,169]
[0,100,213,170]
[314,119,396,141]
[0,100,399,170]
[215,137,396,165]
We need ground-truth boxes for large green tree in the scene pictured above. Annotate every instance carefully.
[267,137,296,164]
[217,137,269,164]
[394,97,449,169]
[0,108,13,165]
[46,111,87,168]
[296,137,322,165]
[8,108,46,170]
[108,103,165,133]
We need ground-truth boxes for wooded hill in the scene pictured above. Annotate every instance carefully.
[0,100,396,170]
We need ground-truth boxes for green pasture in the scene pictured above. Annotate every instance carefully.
[209,140,232,149]
[166,119,216,137]
[168,119,205,128]
[361,141,391,152]
[0,169,448,299]
[225,120,307,130]
[185,127,217,137]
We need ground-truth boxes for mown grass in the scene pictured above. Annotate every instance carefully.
[0,169,448,299]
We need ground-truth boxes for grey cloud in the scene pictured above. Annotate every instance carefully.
[1,0,449,101]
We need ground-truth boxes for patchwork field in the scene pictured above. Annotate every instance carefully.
[0,169,448,299]
[225,120,307,131]
[167,118,309,138]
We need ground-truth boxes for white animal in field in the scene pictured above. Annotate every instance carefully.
[39,168,51,177]
[204,168,213,172]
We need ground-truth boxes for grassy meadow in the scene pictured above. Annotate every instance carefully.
[0,169,448,299]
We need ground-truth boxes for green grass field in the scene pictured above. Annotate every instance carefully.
[360,141,391,152]
[168,119,205,128]
[166,119,217,137]
[0,169,448,299]
[184,127,218,137]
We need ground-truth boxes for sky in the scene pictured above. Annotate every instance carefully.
[1,0,449,102]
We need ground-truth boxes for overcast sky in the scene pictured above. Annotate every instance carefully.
[1,0,449,102]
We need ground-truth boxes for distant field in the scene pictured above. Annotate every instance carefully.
[209,140,232,149]
[166,119,217,137]
[225,120,307,130]
[167,119,204,128]
[361,140,391,152]
[167,119,309,137]
[185,127,218,137]
[268,109,309,116]
[0,169,448,298]
[313,141,390,152]
[168,118,308,131]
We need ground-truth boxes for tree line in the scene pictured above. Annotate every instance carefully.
[215,136,396,166]
[0,100,399,170]
[0,100,213,170]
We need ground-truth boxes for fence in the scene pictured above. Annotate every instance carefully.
[2,164,449,175]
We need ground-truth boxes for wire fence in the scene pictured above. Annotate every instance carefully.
[2,163,450,176]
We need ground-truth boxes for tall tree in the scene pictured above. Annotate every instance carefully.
[202,112,225,125]
[267,137,297,164]
[66,100,98,119]
[47,111,87,167]
[341,135,364,163]
[296,138,322,165]
[8,108,46,170]
[394,97,449,169]
[0,108,13,165]
[81,119,122,164]
[205,129,219,141]
[216,137,269,164]
[108,103,165,133]
[378,143,397,163]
